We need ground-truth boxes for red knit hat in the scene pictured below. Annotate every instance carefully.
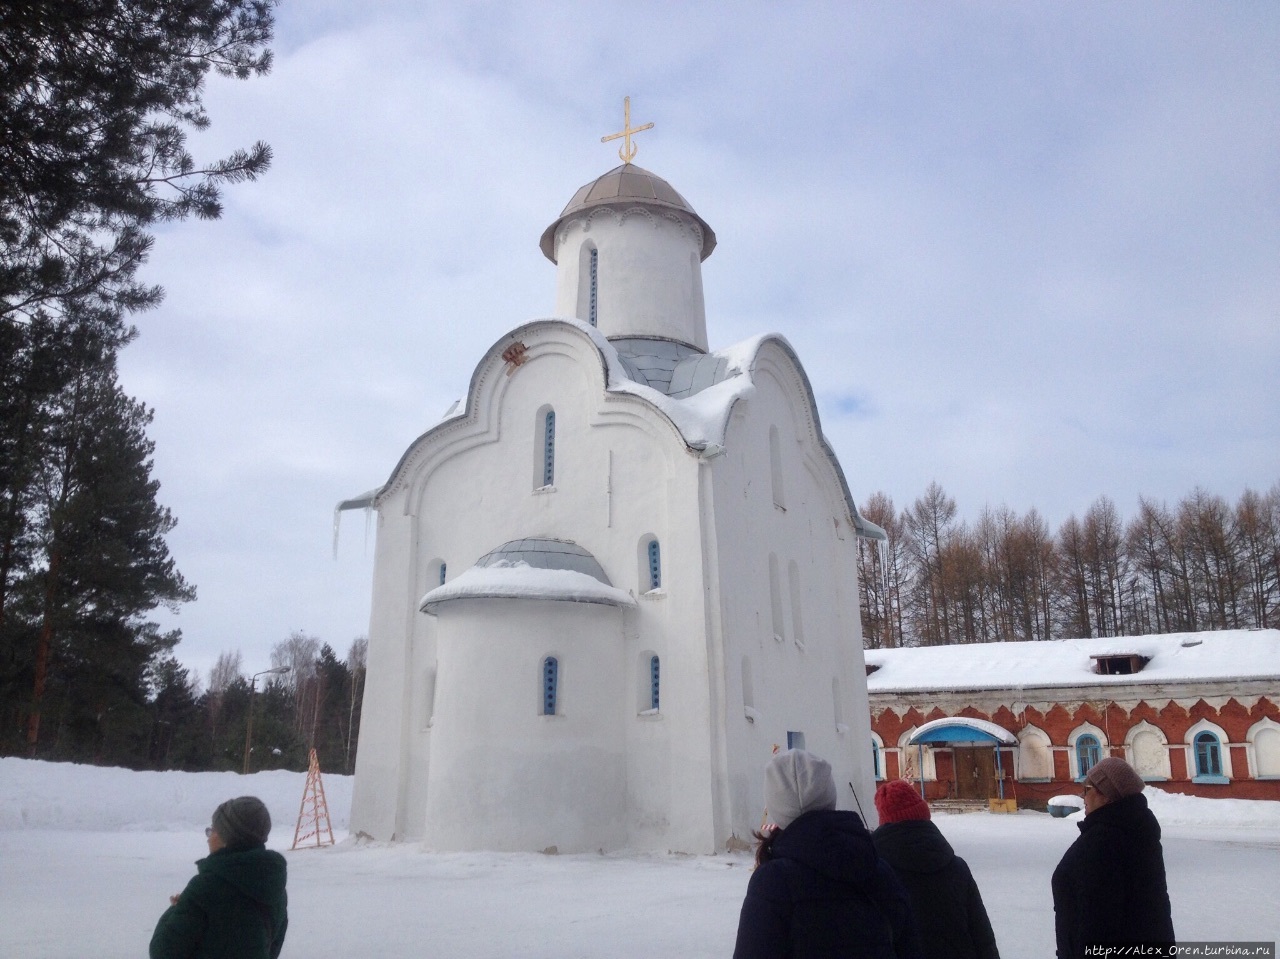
[875,779,931,824]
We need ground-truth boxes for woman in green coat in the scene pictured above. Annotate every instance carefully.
[150,796,288,959]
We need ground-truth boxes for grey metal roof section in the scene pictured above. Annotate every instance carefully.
[475,538,612,586]
[610,337,705,394]
[668,353,731,399]
[539,163,717,263]
[612,350,646,385]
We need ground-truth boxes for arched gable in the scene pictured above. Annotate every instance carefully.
[729,335,884,540]
[371,319,692,515]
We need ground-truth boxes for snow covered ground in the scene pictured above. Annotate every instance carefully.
[2,758,1278,958]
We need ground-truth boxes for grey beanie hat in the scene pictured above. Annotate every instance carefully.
[1084,757,1145,802]
[211,796,272,848]
[764,749,837,829]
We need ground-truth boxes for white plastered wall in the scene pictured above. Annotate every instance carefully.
[709,341,877,842]
[552,210,708,350]
[348,507,417,840]
[423,598,628,852]
[351,321,720,851]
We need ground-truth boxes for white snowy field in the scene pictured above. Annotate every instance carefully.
[2,759,1278,959]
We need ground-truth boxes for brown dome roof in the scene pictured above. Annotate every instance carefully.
[539,163,716,263]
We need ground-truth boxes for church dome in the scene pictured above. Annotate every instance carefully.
[539,164,717,263]
[474,538,612,585]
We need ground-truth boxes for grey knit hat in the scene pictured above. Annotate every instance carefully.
[764,749,837,829]
[211,796,272,848]
[1084,757,1145,802]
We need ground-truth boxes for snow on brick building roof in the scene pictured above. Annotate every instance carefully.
[864,629,1280,694]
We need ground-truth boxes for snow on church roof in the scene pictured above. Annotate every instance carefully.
[342,317,884,540]
[864,629,1280,695]
[420,561,636,614]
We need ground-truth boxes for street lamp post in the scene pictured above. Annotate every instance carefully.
[243,666,290,774]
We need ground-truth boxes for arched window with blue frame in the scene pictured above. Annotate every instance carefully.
[872,740,882,780]
[542,410,555,486]
[1076,734,1102,778]
[649,655,660,711]
[1195,731,1223,778]
[542,656,558,716]
[647,539,661,590]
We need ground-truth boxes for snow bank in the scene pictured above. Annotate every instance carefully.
[1144,786,1280,830]
[0,758,352,834]
[420,559,636,612]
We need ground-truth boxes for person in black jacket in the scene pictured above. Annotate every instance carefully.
[733,749,923,959]
[871,778,1000,959]
[1051,757,1175,959]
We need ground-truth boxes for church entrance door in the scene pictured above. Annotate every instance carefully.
[952,747,995,801]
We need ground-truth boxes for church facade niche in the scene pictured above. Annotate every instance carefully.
[344,159,885,854]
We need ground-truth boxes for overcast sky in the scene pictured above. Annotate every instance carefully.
[115,1,1280,680]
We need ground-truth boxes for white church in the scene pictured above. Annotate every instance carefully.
[343,120,886,853]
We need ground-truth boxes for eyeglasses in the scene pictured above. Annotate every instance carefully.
[1082,784,1095,795]
[205,827,214,838]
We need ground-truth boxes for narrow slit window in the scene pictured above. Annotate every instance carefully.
[542,656,558,716]
[439,562,447,586]
[647,540,661,590]
[649,655,660,711]
[588,248,598,327]
[543,410,556,486]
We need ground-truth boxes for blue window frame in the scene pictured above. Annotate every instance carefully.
[1195,732,1223,778]
[439,562,446,586]
[872,741,882,780]
[649,655,660,711]
[542,410,555,486]
[1076,734,1102,778]
[647,539,661,590]
[787,730,806,751]
[542,657,558,716]
[588,248,598,327]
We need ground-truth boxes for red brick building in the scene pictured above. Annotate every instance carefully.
[865,629,1280,808]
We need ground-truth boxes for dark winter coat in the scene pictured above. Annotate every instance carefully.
[872,819,1000,959]
[733,809,924,959]
[1051,792,1174,959]
[150,844,288,959]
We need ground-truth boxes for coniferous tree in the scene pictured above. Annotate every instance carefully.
[1,0,276,763]
[146,655,202,769]
[12,344,192,756]
[0,0,276,323]
[344,636,366,773]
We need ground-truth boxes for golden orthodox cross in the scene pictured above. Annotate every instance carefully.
[601,97,653,164]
